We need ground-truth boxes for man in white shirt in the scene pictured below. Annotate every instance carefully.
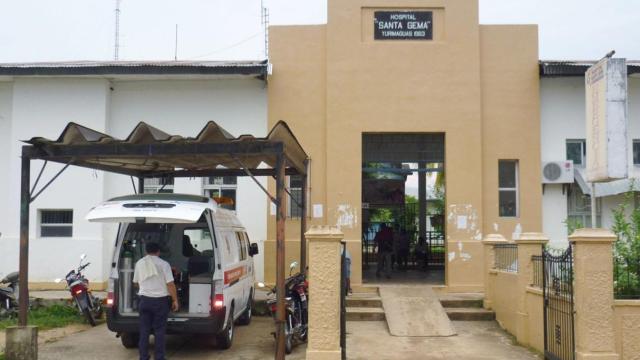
[133,242,179,360]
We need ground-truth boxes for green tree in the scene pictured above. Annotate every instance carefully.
[611,184,640,298]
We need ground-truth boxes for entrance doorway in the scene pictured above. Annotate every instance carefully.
[361,134,445,284]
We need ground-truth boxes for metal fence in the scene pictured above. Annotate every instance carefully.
[494,244,518,272]
[614,255,640,299]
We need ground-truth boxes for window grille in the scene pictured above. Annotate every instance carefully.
[498,160,519,217]
[40,210,73,237]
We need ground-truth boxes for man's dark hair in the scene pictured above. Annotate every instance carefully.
[145,241,161,254]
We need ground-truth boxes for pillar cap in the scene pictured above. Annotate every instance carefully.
[569,228,617,244]
[482,233,508,245]
[516,232,549,245]
[305,225,344,242]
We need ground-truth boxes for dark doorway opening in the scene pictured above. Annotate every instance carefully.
[361,134,445,284]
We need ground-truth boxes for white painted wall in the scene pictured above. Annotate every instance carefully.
[0,77,268,285]
[541,77,640,245]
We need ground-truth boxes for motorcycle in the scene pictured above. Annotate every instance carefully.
[258,261,308,354]
[0,271,19,318]
[55,254,103,326]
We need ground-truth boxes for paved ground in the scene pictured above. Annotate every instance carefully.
[347,321,542,360]
[39,317,306,360]
[35,317,541,359]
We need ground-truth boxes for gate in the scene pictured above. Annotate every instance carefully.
[542,246,575,360]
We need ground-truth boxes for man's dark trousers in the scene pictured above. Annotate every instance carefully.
[139,296,170,360]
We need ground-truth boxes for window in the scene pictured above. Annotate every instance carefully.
[566,139,586,166]
[144,177,174,193]
[498,160,519,217]
[633,140,640,166]
[236,233,247,261]
[40,210,73,237]
[567,183,601,228]
[288,176,304,218]
[203,177,237,210]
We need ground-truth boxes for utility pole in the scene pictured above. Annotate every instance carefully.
[174,24,179,61]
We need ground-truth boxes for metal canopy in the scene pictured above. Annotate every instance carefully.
[24,120,308,176]
[18,120,308,360]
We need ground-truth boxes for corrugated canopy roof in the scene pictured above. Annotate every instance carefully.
[540,60,640,77]
[22,120,308,177]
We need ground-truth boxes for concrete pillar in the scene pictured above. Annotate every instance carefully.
[515,232,548,345]
[5,326,38,360]
[482,234,507,310]
[569,228,619,360]
[305,226,343,360]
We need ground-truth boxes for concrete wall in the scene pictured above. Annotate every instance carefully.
[541,77,640,245]
[267,0,541,291]
[0,77,268,286]
[613,300,640,359]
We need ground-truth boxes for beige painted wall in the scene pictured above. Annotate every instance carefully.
[266,0,540,290]
[613,300,640,359]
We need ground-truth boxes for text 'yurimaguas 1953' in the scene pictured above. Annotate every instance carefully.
[374,11,433,40]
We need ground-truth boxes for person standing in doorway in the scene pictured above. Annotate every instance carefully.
[374,223,394,279]
[133,242,179,360]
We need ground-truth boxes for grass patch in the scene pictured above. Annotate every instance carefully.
[0,305,85,331]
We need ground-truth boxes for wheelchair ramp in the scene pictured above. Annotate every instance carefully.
[379,286,456,337]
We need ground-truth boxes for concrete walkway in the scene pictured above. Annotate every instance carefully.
[347,320,541,360]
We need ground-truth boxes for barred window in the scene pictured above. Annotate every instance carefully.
[498,160,519,217]
[144,177,174,194]
[288,176,304,218]
[40,210,73,237]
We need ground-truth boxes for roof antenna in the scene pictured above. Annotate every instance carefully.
[261,0,269,60]
[114,0,121,60]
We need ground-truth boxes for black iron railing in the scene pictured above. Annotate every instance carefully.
[494,244,518,272]
[542,245,575,360]
[614,255,640,299]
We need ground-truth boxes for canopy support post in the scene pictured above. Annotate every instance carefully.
[18,155,30,326]
[275,154,286,360]
[300,160,308,274]
[138,177,145,194]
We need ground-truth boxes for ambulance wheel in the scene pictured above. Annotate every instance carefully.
[120,332,139,348]
[216,305,234,350]
[237,292,252,325]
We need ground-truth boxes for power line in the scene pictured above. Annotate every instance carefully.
[187,31,262,60]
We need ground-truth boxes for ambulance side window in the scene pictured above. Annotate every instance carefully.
[236,232,247,261]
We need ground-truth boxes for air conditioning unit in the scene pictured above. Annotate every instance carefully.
[542,161,574,184]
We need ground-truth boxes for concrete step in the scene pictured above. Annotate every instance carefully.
[445,307,495,321]
[346,296,383,308]
[346,307,386,321]
[439,299,483,308]
[350,286,379,295]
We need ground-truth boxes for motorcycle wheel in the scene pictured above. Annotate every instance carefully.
[83,307,96,326]
[285,315,293,354]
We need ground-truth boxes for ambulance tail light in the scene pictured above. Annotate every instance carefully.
[106,279,116,307]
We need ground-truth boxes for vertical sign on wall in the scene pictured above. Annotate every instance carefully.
[585,57,628,182]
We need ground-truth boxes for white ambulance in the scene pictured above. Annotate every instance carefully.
[86,193,258,349]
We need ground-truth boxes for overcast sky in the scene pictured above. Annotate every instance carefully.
[0,0,638,63]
